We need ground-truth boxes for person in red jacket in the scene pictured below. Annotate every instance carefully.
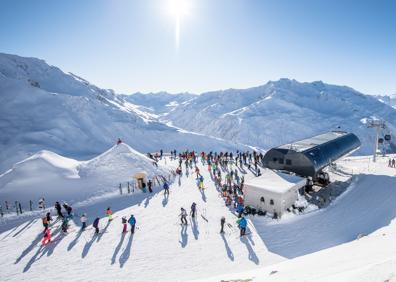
[41,228,51,245]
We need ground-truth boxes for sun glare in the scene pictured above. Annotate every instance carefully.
[168,0,191,50]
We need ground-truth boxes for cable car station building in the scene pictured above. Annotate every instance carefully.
[262,131,361,180]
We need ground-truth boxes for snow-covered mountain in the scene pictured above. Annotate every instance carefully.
[122,92,196,115]
[375,94,396,108]
[0,53,247,174]
[154,79,396,154]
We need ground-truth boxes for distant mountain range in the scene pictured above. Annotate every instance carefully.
[0,53,395,173]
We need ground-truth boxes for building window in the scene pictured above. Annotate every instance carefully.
[278,158,284,164]
[270,199,274,205]
[260,196,265,203]
[286,159,292,165]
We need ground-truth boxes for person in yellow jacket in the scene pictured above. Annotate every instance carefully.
[106,207,113,221]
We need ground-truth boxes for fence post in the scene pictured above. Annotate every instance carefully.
[19,202,23,214]
[119,183,122,195]
[15,201,19,215]
[30,200,33,211]
[5,200,9,211]
[0,205,3,217]
[127,182,131,194]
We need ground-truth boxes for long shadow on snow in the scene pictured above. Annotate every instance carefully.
[179,224,188,248]
[96,220,111,242]
[119,234,134,268]
[111,233,126,265]
[67,229,83,251]
[15,232,43,264]
[254,175,396,259]
[82,233,97,258]
[220,233,234,261]
[12,219,37,238]
[190,217,199,240]
[162,193,169,207]
[23,228,64,272]
[240,235,259,265]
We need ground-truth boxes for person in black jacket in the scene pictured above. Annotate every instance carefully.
[55,202,63,218]
[93,217,100,234]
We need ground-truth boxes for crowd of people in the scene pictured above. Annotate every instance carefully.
[36,148,265,246]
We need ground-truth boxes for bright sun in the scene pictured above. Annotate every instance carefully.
[168,0,191,50]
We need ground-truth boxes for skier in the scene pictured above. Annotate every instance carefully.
[237,216,247,237]
[199,175,204,189]
[63,202,73,216]
[42,215,49,231]
[38,198,45,210]
[93,217,100,234]
[190,202,197,218]
[54,201,63,218]
[61,216,70,233]
[180,208,187,225]
[117,138,122,145]
[106,207,113,221]
[128,214,136,234]
[220,216,226,233]
[41,228,51,246]
[163,181,170,195]
[122,216,127,233]
[147,179,153,193]
[80,213,87,231]
[195,166,201,178]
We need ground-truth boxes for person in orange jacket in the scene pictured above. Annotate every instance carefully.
[41,228,51,245]
[106,207,113,221]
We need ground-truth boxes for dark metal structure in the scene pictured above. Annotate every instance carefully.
[262,131,361,179]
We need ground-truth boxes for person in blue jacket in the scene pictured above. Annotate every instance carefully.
[163,182,169,195]
[238,216,247,237]
[128,214,136,234]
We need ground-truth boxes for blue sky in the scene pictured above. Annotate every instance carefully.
[0,0,395,95]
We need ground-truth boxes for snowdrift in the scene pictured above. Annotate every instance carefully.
[0,143,169,205]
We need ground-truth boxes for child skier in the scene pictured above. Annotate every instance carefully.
[41,228,51,246]
[106,207,113,221]
[180,208,188,225]
[122,216,127,233]
[80,213,87,231]
[128,214,136,234]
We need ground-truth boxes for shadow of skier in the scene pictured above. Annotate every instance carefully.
[220,233,234,261]
[81,233,97,258]
[162,193,169,207]
[179,224,188,248]
[15,232,43,264]
[190,217,199,240]
[240,235,259,264]
[67,229,83,251]
[200,189,207,203]
[96,220,111,242]
[119,234,134,268]
[12,219,36,238]
[111,233,126,265]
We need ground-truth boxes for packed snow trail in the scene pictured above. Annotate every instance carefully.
[0,158,283,282]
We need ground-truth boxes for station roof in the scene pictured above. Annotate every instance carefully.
[278,131,349,153]
[244,169,305,194]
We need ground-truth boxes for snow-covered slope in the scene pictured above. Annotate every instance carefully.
[122,92,196,115]
[0,53,247,174]
[376,93,396,108]
[160,79,396,154]
[0,143,169,205]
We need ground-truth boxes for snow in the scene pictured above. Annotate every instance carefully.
[0,157,285,282]
[244,170,305,194]
[0,143,169,208]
